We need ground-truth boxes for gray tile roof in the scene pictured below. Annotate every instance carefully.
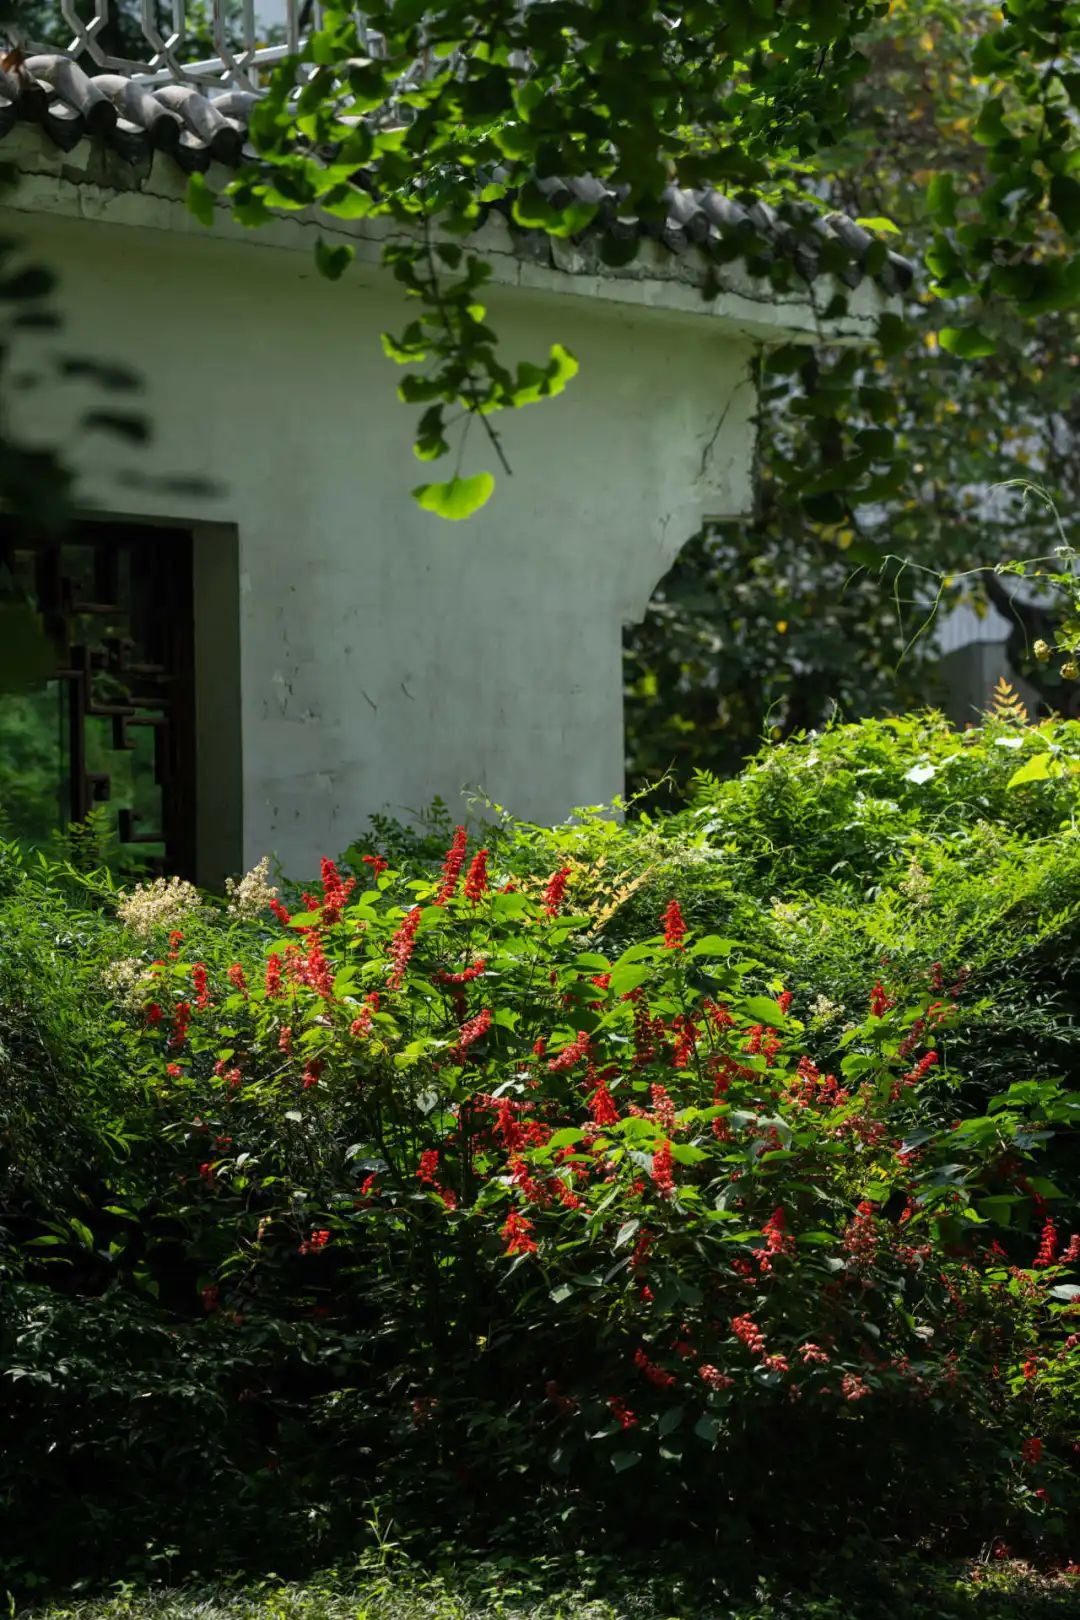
[2,52,915,296]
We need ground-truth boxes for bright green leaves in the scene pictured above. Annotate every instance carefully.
[315,240,355,281]
[412,472,496,520]
[185,172,216,228]
[508,344,579,407]
[1007,749,1055,789]
[938,326,997,359]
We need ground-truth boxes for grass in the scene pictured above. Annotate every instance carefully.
[18,1552,1080,1620]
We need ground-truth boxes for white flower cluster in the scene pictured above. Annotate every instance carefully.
[116,874,202,938]
[809,993,844,1026]
[225,855,279,920]
[900,855,932,909]
[101,956,151,1011]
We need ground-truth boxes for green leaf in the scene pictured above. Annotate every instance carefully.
[186,172,215,227]
[658,1404,685,1436]
[741,995,787,1027]
[315,240,355,280]
[926,173,957,226]
[938,326,997,359]
[690,936,738,958]
[694,1415,719,1444]
[1007,752,1052,789]
[611,1450,641,1473]
[854,216,900,235]
[412,473,496,521]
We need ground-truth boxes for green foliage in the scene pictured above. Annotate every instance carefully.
[7,714,1080,1587]
[625,5,1080,793]
[16,1555,1080,1620]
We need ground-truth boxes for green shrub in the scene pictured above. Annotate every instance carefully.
[6,710,1080,1588]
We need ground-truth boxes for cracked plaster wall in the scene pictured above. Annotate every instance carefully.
[7,188,764,874]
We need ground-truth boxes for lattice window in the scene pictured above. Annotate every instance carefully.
[0,521,196,875]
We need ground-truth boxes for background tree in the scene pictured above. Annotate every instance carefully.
[625,0,1080,797]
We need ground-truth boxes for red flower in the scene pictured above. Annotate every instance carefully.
[145,1002,163,1026]
[732,1314,766,1356]
[436,826,468,906]
[542,865,572,919]
[869,981,895,1018]
[270,897,292,927]
[633,1347,676,1389]
[1035,1216,1060,1268]
[192,962,210,1011]
[548,1030,591,1072]
[300,934,335,1000]
[387,905,422,990]
[1022,1436,1043,1466]
[302,1058,323,1090]
[777,989,793,1014]
[501,1210,538,1256]
[417,1150,441,1186]
[463,848,490,902]
[434,958,486,986]
[265,953,285,999]
[651,1139,675,1197]
[1063,1233,1080,1264]
[227,962,248,997]
[201,1284,219,1312]
[589,1080,619,1127]
[698,1363,733,1390]
[361,852,388,880]
[350,1008,374,1038]
[662,898,687,950]
[630,1229,654,1273]
[607,1396,638,1429]
[650,1083,676,1131]
[299,1228,331,1255]
[168,929,183,960]
[169,1001,192,1049]
[902,1050,938,1086]
[799,1343,830,1366]
[319,857,356,924]
[279,1025,293,1056]
[842,1201,879,1270]
[166,1062,182,1078]
[450,1007,493,1062]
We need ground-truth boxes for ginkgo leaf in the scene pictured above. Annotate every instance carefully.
[412,473,496,520]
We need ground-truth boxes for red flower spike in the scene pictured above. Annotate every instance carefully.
[192,962,210,1011]
[651,1139,675,1197]
[869,981,895,1018]
[607,1396,638,1429]
[547,1031,591,1072]
[542,865,572,919]
[449,1007,493,1062]
[501,1210,538,1256]
[662,898,688,950]
[387,906,422,990]
[1035,1217,1060,1268]
[463,848,490,902]
[589,1080,619,1128]
[436,826,468,906]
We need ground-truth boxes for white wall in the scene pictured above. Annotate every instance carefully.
[6,205,759,876]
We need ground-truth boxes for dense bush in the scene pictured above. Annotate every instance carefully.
[5,710,1080,1589]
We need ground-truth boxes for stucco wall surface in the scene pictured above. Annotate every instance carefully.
[5,201,763,876]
